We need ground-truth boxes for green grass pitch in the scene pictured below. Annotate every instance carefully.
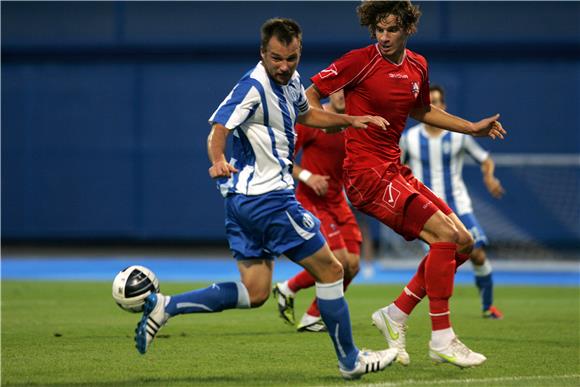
[2,281,579,386]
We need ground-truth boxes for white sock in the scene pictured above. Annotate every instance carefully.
[431,327,455,349]
[278,280,296,297]
[473,260,492,277]
[235,281,251,309]
[387,303,409,324]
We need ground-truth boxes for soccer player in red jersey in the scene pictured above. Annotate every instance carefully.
[273,91,363,332]
[305,1,506,368]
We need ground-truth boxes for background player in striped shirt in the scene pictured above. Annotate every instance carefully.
[273,90,364,332]
[305,1,506,368]
[401,85,504,319]
[133,18,397,380]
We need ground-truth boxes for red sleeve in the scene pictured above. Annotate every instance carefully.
[412,56,431,109]
[310,47,370,98]
[294,124,318,157]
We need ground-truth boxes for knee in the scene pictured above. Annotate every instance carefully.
[335,250,359,280]
[243,283,271,308]
[345,255,360,280]
[437,222,461,244]
[307,248,345,283]
[457,232,474,255]
[470,248,486,266]
[328,259,345,282]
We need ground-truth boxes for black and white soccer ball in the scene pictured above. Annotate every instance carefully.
[112,265,160,313]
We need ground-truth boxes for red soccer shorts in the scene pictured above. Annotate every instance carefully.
[344,162,451,241]
[297,192,362,255]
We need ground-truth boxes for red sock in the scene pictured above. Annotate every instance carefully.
[288,270,315,292]
[429,298,451,331]
[394,255,427,315]
[425,242,457,331]
[307,277,352,317]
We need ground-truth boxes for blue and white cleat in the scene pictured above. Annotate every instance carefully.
[135,293,169,354]
[272,283,295,326]
[339,348,398,380]
[296,313,327,332]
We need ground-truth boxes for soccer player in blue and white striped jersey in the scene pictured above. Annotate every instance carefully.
[134,18,397,380]
[400,85,504,319]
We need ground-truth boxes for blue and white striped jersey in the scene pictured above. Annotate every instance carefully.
[400,123,489,215]
[209,62,310,197]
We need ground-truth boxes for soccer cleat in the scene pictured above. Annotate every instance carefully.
[339,348,398,380]
[135,292,169,354]
[272,283,295,325]
[483,305,504,320]
[429,337,487,368]
[296,313,327,332]
[371,308,410,365]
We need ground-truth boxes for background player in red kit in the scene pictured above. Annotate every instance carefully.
[305,1,506,368]
[273,91,363,332]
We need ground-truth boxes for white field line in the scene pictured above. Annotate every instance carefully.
[463,153,580,167]
[318,374,580,387]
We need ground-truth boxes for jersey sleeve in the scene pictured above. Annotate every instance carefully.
[208,78,260,130]
[412,56,431,110]
[310,49,369,98]
[296,81,310,116]
[463,136,490,163]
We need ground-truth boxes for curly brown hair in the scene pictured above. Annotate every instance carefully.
[357,1,421,37]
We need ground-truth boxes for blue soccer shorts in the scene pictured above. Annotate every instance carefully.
[224,190,326,262]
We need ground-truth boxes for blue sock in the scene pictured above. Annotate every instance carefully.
[316,280,359,370]
[165,282,250,316]
[475,274,494,311]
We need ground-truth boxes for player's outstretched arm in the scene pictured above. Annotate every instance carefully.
[471,114,506,140]
[304,84,389,132]
[305,85,325,110]
[411,105,506,140]
[481,157,505,198]
[297,107,388,132]
[207,123,238,178]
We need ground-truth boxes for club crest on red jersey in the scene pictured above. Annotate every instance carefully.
[319,64,338,79]
[411,81,420,98]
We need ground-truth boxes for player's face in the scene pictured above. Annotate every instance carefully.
[430,90,447,111]
[375,15,409,62]
[261,36,301,85]
[329,90,345,113]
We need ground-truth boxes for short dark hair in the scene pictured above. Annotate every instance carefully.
[429,84,445,104]
[357,1,421,37]
[260,18,302,51]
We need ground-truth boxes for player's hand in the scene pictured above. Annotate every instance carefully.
[209,160,238,178]
[306,174,330,196]
[472,114,506,139]
[351,115,390,131]
[484,176,505,199]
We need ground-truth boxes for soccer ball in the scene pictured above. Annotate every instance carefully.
[112,265,160,313]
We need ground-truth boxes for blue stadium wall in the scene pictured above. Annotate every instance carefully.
[2,2,579,246]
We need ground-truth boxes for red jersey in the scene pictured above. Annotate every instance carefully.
[311,44,430,171]
[294,123,346,206]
